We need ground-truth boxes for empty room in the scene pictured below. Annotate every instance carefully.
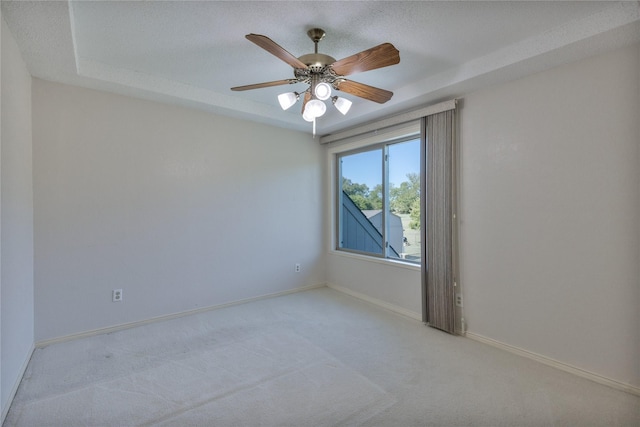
[1,1,639,426]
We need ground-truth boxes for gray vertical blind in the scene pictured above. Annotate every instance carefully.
[422,106,457,334]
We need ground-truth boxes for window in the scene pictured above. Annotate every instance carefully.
[336,136,421,264]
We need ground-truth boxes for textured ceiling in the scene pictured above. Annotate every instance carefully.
[3,1,640,135]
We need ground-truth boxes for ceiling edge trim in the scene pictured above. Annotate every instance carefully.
[394,1,640,104]
[67,0,80,73]
[320,99,456,145]
[75,58,305,128]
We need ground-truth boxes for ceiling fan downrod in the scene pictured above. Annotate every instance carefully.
[298,28,336,74]
[307,28,326,54]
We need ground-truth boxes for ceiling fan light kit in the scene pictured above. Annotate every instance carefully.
[302,108,316,123]
[277,92,300,110]
[332,96,352,115]
[314,82,332,101]
[231,28,400,133]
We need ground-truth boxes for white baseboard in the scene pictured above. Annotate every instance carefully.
[1,344,35,425]
[326,284,639,397]
[30,283,639,399]
[36,283,327,348]
[466,331,640,397]
[327,282,422,321]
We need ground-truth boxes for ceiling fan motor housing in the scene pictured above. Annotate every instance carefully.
[298,53,337,72]
[296,27,338,87]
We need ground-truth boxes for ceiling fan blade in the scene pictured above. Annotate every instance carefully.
[301,91,311,114]
[330,43,400,76]
[246,34,308,69]
[231,79,297,91]
[334,80,393,104]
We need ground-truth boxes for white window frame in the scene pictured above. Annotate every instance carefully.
[327,120,421,268]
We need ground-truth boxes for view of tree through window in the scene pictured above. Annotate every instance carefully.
[337,138,421,263]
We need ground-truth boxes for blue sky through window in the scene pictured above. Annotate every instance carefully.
[341,139,420,190]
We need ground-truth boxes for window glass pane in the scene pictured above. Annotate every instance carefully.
[335,130,421,265]
[387,139,421,262]
[339,149,384,255]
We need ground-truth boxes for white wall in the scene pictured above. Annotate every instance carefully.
[326,254,421,318]
[460,44,640,388]
[32,80,325,342]
[1,9,3,417]
[1,15,34,418]
[324,122,423,319]
[325,43,640,389]
[4,21,638,411]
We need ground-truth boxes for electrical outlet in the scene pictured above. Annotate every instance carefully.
[113,289,123,302]
[455,293,463,307]
[295,263,301,273]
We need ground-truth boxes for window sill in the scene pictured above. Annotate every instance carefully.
[328,249,421,272]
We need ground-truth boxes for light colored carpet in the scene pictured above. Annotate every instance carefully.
[4,287,639,426]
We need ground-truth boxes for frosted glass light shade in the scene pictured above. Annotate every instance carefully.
[332,96,352,115]
[305,99,327,118]
[314,82,332,101]
[278,92,299,110]
[302,108,315,122]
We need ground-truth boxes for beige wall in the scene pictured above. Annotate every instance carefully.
[1,15,34,418]
[32,80,324,342]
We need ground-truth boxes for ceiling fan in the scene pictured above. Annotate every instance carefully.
[231,28,400,127]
